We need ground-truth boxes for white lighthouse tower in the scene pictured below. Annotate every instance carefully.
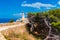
[16,12,25,22]
[16,12,28,23]
[22,12,25,19]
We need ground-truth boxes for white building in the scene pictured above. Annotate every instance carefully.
[16,12,29,23]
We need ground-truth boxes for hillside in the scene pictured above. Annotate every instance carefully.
[1,23,41,40]
[0,9,60,40]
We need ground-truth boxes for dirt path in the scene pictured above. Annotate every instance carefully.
[0,23,26,40]
[0,23,25,31]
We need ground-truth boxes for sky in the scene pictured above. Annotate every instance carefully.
[0,0,60,19]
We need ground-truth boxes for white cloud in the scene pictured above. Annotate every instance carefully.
[13,13,22,16]
[21,2,56,9]
[58,1,60,5]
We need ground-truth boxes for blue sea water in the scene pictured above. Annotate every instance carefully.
[0,15,27,23]
[0,18,17,23]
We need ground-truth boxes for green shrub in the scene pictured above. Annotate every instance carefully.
[9,19,14,23]
[51,22,60,32]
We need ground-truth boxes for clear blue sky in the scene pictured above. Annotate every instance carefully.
[0,0,60,19]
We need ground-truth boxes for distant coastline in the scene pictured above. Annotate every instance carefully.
[0,18,17,23]
[0,17,27,23]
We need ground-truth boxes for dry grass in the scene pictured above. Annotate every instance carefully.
[1,25,38,40]
[0,22,20,27]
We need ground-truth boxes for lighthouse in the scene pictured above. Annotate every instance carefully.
[22,12,25,19]
[16,12,25,22]
[16,12,29,23]
[21,12,27,22]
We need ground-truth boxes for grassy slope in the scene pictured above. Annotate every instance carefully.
[1,24,41,40]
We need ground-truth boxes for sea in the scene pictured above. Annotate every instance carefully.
[0,18,18,23]
[0,16,27,23]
